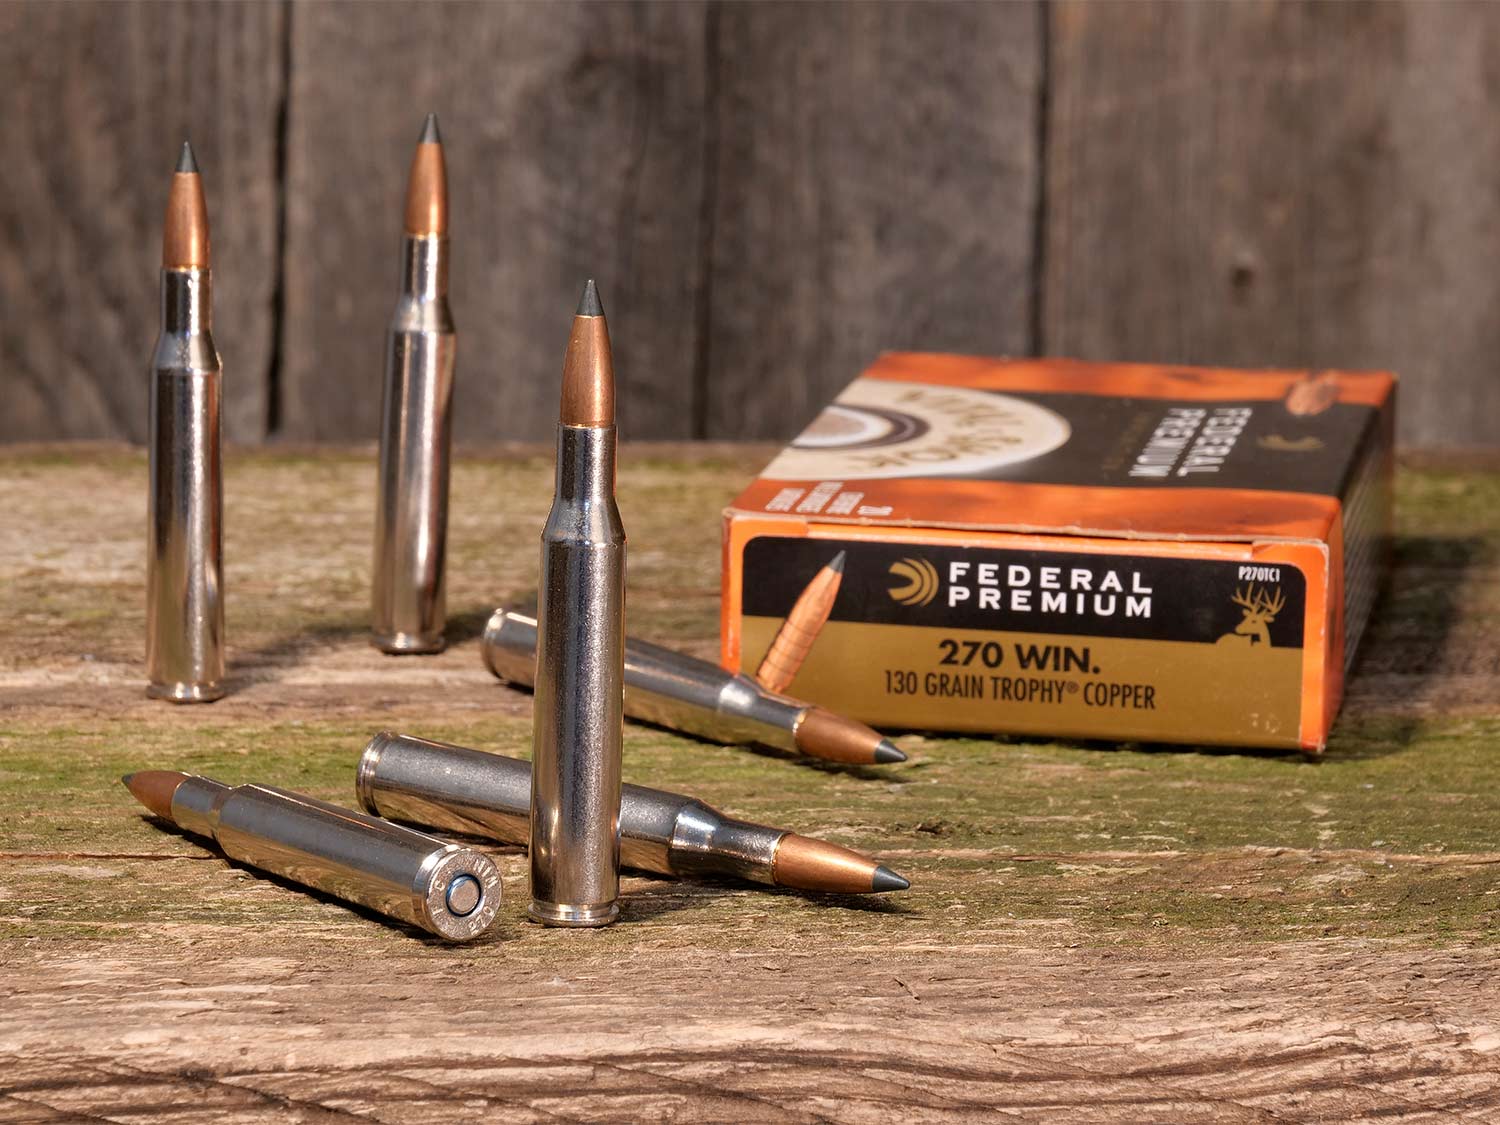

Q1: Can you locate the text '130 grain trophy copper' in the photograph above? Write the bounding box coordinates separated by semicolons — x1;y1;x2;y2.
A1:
372;114;456;653
147;142;224;702
529;281;625;927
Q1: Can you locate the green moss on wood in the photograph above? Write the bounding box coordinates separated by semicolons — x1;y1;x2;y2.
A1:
2;454;1498;954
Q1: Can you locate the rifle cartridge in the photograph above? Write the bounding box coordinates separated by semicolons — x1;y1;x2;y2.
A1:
147;141;224;703
358;732;910;893
483;609;906;766
529;280;625;927
372;113;455;654
124;771;502;941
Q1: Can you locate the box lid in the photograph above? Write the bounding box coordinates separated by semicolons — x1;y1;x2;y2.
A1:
726;353;1396;543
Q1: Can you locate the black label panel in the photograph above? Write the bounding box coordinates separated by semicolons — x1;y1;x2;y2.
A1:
980;392;1374;495
742;536;1307;649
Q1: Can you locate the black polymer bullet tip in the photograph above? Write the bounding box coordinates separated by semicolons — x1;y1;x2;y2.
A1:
176;141;199;174
871;866;911;893
874;740;908;764
576;278;604;317
418;112;442;145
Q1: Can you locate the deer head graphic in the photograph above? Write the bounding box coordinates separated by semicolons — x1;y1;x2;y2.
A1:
1228;584;1286;646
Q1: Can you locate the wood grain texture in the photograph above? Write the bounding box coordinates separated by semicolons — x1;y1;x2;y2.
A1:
0;1;284;444
700;1;1043;441
0;447;1498;1119
4;944;1499;1122
279;1;709;443
1043;0;1500;448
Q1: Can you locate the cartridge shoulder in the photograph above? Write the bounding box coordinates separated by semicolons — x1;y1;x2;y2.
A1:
151;332;221;377
388;295;455;336
541;497;626;546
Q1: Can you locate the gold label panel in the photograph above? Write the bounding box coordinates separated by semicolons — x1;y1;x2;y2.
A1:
739;619;1305;749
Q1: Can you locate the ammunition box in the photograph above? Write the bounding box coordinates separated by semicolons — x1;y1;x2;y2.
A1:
722;354;1395;752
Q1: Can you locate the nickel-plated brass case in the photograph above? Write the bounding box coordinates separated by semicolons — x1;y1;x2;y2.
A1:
483;609;803;753
372;234;455;653
359;732;782;885
171;774;501;941
530;423;625;926
147;268;224;702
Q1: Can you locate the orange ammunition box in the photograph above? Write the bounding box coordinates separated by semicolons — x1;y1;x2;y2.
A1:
722;354;1395;752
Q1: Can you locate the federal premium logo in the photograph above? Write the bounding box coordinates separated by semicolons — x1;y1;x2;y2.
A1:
883;556;1154;619
887;558;940;607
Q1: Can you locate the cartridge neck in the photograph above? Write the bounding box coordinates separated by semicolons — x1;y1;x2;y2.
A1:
669;802;782;884
553;423;618;505
170;774;232;838
160;268;211;334
400;234;448;299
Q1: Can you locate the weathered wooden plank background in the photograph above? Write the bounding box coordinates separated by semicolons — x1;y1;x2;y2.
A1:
0;0;284;444
282;1;711;441
1044;0;1500;449
1;0;1495;447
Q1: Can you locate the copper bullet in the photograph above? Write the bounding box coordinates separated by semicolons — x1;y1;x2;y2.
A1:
403;112;448;237
162;142;209;269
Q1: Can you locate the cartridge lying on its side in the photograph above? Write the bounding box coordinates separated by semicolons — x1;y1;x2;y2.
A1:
372;113;456;654
482;609;907;766
359;732;910;894
529;280;626;928
123;770;501;941
147;141;224;702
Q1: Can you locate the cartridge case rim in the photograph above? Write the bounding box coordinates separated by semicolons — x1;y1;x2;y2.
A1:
370;630;447;655
355;732;392;815
146;679;226;703
526;899;620;928
479;608;508;679
417;846;504;941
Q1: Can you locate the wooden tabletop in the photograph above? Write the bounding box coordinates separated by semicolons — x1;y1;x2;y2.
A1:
2;445;1498;1122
